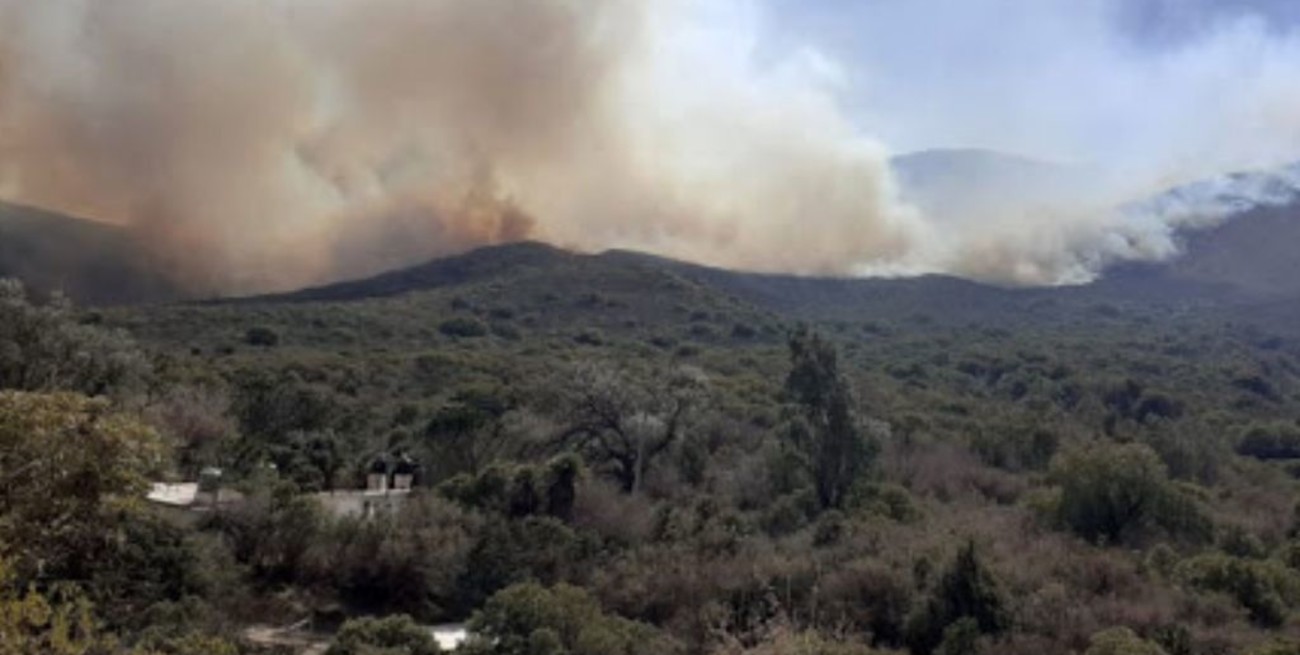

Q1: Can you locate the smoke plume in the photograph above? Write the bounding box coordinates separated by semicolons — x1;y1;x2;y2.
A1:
1;0;1298;292
0;0;927;293
779;0;1300;284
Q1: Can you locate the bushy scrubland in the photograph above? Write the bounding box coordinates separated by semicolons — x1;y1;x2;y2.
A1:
6;272;1300;654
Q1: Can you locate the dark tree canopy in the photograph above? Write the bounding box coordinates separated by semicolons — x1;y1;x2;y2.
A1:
906;541;1010;655
0;279;146;397
784;326;877;510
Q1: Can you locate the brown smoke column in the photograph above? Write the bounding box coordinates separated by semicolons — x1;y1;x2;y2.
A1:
0;0;926;293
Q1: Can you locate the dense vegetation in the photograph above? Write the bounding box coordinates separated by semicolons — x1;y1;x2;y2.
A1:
7;240;1300;654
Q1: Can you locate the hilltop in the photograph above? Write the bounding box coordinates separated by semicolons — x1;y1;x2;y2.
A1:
4;158;1300;324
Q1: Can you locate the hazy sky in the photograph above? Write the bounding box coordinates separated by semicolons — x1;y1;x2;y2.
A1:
763;0;1300;176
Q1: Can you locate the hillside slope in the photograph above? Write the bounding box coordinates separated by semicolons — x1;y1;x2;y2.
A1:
1135;200;1300;299
5;157;1300;316
0;203;181;304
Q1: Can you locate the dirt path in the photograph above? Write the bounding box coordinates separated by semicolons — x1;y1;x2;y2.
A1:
242;622;330;655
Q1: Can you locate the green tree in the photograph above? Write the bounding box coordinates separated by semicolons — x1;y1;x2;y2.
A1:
784;327;876;510
0;391;164;582
1049;442;1171;544
212;476;323;584
458;517;579;610
543;455;582;523
1175;554;1300;627
319;495;481;619
558;363;706;493
906;542;1009;655
0;556;114;655
424;386;517;477
0;279;146;397
272;429;350;492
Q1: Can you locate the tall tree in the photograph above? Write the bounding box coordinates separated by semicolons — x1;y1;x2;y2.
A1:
424;385;518;477
784;327;876;510
906;541;1010;655
558;362;707;493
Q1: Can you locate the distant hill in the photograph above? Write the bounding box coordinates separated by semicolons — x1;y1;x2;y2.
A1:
222;239;1216;331
217;155;1300;325
5;156;1300;317
1105;201;1300;300
0;203;181;305
892;150;1300;301
268;241;1015;318
1109;161;1300;299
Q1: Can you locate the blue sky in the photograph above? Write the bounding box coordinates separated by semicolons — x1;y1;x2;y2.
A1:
1121;0;1300;41
755;0;1300;175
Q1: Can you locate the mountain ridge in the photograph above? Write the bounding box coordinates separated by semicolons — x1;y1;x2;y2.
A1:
4;156;1300;314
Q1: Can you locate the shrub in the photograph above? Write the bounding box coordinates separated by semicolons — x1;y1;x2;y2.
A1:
490;322;522;340
1250;642;1300;655
731;323;758;340
458;517;580;609
1175;554;1300;627
211;482;324;585
315;495;481;619
136;632;240;655
851;483;922;523
573;329;605;346
439;318;488;338
326;614;441;655
1084;627;1168;655
818;560;912;648
0;279;148;396
1048;442;1209;545
711;629;879;654
244;326;280;347
936;618;980;655
970;427;1058;472
1236;423;1300;461
465;582;679;655
761;493;812;537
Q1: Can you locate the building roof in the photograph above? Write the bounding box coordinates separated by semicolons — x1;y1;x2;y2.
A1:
146;482;200;507
429;624;468;651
